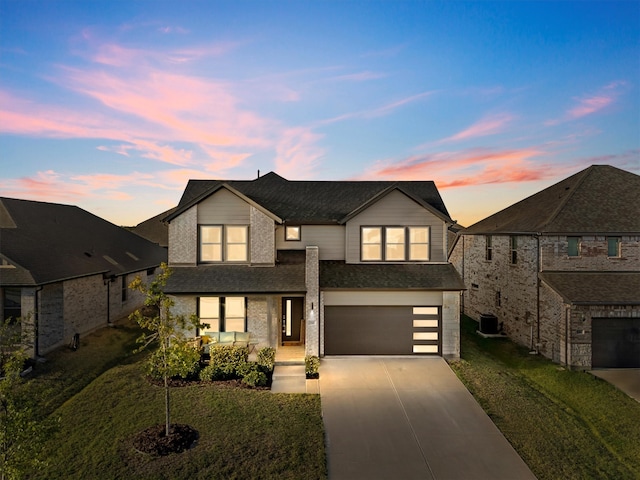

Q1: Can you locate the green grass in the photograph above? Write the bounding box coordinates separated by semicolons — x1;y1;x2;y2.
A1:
449;315;640;480
21;317;326;479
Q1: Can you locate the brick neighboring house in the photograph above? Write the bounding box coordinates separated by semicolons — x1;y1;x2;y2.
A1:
0;197;167;356
163;172;465;358
450;165;640;369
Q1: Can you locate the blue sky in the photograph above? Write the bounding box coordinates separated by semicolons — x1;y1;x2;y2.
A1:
1;1;638;226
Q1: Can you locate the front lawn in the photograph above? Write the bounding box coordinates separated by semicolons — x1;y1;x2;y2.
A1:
450;315;640;480
20;318;326;479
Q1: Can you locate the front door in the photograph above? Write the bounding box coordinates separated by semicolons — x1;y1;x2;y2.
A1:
282;297;304;345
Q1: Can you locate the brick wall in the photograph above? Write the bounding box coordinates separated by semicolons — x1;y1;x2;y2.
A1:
461;234;539;349
305;246;320;356
168;205;197;265
541;235;640;271
250;207;275;265
442;291;460;358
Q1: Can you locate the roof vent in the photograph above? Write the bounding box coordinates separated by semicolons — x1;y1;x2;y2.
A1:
84;252;92;257
126;251;140;261
103;255;119;266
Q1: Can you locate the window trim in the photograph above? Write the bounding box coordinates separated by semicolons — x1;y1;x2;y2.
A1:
199;225;249;263
485;235;493;261
360;226;430;262
198;296;247;333
510;236;518;264
285;225;301;242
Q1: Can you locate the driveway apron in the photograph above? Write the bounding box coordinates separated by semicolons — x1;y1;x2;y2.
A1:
320;357;536;480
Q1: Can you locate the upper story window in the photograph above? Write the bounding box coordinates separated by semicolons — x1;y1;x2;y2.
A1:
567;237;581;257
285;225;301;241
510;236;518;264
199;225;248;263
485;235;493;261
607;237;621;258
121;275;128;302
361;226;430;262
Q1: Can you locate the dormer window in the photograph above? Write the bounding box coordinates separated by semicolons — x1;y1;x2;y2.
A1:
200;225;248;263
285;225;301;241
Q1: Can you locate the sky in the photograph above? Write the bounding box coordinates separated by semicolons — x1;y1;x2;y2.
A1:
1;1;638;227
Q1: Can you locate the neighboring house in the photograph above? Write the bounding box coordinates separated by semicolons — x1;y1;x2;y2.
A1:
131;206;176;248
163;172;465;358
0;197;167;356
450;165;640;369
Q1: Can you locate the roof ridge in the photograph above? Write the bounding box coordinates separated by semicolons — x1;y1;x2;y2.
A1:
540;166;594;232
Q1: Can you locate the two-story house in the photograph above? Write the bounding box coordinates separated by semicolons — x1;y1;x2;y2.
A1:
163;172;465;358
0;197;167;357
450;165;640;369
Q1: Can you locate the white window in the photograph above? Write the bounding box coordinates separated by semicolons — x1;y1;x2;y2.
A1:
199;225;248;262
285;225;301;241
361;227;382;261
361;226;430;262
409;227;430;261
198;297;246;332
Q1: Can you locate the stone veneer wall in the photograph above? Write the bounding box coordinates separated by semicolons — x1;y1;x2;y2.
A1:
305;246;320;356
250;207;275;265
462;234;539;349
168;205;197;265
442;291;460;359
540;235;640;271
538;282;565;364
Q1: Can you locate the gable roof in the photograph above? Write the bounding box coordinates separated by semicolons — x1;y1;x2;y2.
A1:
0;197;167;286
166;171;452;225
131;207;176;247
463;165;640;235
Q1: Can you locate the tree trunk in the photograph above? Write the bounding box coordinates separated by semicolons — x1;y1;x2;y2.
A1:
164;373;170;437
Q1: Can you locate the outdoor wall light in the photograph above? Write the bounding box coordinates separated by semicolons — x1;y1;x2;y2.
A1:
311;302;314;311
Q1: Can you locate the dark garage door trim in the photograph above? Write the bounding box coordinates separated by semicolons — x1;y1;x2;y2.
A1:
592;318;640;368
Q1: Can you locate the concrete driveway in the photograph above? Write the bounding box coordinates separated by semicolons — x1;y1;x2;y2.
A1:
319;357;536;480
590;369;640;402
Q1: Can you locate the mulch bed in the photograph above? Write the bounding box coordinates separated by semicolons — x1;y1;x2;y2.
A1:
131;423;198;456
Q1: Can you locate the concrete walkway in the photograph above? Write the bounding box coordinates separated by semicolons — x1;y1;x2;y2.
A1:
590;369;640;402
320;357;536;480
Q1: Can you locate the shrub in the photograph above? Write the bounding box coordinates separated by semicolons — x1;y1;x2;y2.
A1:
256;347;276;373
199;363;225;382
305;355;320;378
146;344;201;381
206;345;249;379
242;368;268;387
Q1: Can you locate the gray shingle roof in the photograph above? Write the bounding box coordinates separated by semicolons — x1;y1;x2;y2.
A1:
320;261;465;290
164;264;307;294
464;165;640;235
0;197;167;286
131;207;176;247
167;171;452;224
540;271;640;305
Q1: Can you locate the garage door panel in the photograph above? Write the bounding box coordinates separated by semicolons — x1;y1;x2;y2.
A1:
592;318;640;368
325;306;412;355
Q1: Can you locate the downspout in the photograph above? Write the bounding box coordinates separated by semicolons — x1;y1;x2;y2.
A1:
536;234;541;353
565;307;570;367
34;285;43;357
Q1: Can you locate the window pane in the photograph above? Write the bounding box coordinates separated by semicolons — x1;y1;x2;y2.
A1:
199;297;220;331
285;226;300;241
386;243;405;261
608;237;620;257
386;227;405;244
362;244;382;261
225;297;245;332
410;227;429;243
227;244;247;262
362;227;381;243
410;244;429;260
225;317;245;332
201;226;221;243
201;244;222;261
226;226;247;243
568;237;580;257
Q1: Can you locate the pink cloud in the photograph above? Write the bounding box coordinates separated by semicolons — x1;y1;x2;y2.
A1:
547;81;627;124
440;113;514;143
275;127;325;179
359;147;548;188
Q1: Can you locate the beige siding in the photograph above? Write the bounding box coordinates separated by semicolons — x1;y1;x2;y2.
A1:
323;290;443;306
197;188;250;224
276;225;345;260
345;189;447;263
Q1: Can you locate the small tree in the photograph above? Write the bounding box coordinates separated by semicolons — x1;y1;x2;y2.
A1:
0;316;53;480
129;263;201;437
